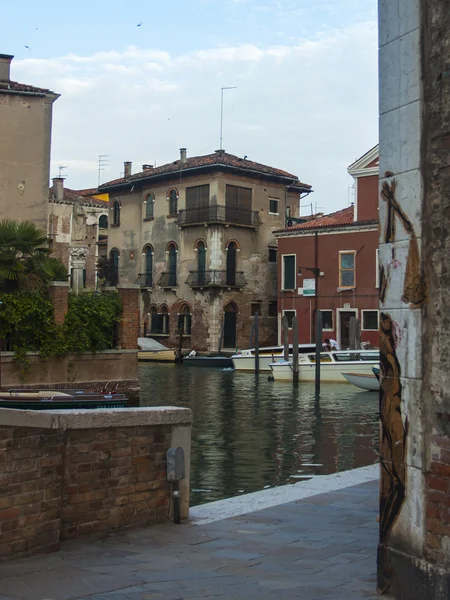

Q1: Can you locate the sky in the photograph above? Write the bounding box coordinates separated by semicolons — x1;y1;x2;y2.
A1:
2;0;378;214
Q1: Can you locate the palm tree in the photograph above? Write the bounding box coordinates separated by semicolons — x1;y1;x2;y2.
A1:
0;220;68;291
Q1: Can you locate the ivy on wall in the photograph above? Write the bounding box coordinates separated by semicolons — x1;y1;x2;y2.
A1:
0;291;122;372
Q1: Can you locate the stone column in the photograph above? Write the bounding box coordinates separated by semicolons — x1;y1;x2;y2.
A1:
69;246;88;296
48;281;69;325
116;284;140;349
378;1;450;598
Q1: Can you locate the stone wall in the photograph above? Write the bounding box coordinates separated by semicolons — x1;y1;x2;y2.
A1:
0;407;192;560
378;0;450;597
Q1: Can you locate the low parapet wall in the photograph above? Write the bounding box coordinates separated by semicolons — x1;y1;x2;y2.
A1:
0;406;192;560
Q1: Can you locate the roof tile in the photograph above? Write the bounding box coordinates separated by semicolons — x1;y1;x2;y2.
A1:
0;80;57;95
49;187;106;208
275;206;355;233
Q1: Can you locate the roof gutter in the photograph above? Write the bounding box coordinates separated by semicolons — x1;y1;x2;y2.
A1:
100;162;312;193
273;221;378;237
0;88;59;98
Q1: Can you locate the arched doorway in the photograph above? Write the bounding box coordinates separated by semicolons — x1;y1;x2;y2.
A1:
223;302;238;349
109;248;119;286
167;243;177;286
226;241;237;286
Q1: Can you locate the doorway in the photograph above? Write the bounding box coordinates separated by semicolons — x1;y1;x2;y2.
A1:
223;302;237;349
338;310;357;349
226;242;237;286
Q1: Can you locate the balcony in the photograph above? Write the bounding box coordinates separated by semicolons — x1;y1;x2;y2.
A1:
187;270;247;289
135;273;153;288
178;205;261;229
158;271;177;288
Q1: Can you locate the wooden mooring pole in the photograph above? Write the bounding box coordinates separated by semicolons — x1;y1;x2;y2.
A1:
254;312;260;375
315;310;322;397
292;315;299;385
282;315;289;361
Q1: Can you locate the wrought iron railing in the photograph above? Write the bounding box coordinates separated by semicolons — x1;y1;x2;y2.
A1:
135;273;153;287
158;271;177;287
186;270;247;288
178;204;261;228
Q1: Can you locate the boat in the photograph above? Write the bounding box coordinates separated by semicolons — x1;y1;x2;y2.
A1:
372;366;380;381
138;337;177;362
268;350;379;383
232;344;316;372
342;372;380;391
0;391;129;410
183;356;233;368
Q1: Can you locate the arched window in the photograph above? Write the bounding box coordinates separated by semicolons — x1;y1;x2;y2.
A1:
109;248;119;286
167;243;177;286
149;306;158;334
143;245;153;287
226;241;237;286
145;193;154;219
112;200;120;226
178;304;192;336
223;302;238;349
168;189;178;216
99;214;108;229
161;305;169;334
196;240;206;285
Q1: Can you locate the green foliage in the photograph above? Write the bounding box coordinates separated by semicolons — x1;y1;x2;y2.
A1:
0;219;68;292
0;290;122;374
63;293;122;353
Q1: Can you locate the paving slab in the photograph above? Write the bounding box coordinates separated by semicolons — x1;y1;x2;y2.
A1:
0;477;385;600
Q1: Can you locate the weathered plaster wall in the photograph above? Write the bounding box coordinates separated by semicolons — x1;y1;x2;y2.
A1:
378;0;450;597
0;93;56;231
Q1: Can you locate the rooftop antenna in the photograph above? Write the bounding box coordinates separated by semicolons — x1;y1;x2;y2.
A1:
348;185;355;206
58;165;67;178
98;154;109;187
220;86;236;150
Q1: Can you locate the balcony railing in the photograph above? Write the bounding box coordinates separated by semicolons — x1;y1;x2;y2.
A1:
135;273;153;288
158;271;177;287
178;205;261;228
187;270;247;289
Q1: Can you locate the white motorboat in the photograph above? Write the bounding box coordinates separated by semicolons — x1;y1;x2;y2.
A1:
342;372;380;391
231;344;316;372
269;350;379;383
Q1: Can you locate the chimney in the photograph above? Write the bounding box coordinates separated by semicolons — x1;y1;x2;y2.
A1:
124;161;132;178
0;54;13;82
142;164;153;171
180;148;187;164
52;177;64;201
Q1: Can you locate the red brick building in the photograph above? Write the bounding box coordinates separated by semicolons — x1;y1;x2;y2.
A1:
275;145;379;348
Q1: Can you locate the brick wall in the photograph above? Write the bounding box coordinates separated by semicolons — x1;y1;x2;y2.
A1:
48;282;69;325
0;407;192;561
117;286;140;349
0;427;64;558
425;437;450;567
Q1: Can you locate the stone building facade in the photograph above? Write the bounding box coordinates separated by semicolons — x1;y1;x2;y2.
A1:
0;54;58;231
49;178;108;292
378;1;450;598
101;149;311;352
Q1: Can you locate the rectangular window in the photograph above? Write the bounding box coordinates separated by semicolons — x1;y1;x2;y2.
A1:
282;255;296;290
339;251;356;287
225;185;253;225
268;301;277;317
269;248;277;263
321;310;333;331
375;248;380;288
251;302;261;317
283;310;296;329
362;310;379;331
186;185;210;212
269;199;279;214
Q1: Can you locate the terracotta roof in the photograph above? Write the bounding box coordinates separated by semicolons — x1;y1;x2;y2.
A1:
49;187;106;208
76;188;101;197
0;80;57;95
100;150;311;191
275;206;356;233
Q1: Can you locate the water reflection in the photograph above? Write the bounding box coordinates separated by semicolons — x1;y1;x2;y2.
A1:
139;364;379;506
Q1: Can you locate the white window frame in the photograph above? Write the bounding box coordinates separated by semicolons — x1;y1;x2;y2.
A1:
361;309;380;331
281;254;296;291
339;250;356;288
336;308;358;349
320;309;334;331
269;198;280;215
375;248;380;289
282;309;296;330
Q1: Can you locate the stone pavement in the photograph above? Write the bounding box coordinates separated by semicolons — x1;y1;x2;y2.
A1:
0;480;381;600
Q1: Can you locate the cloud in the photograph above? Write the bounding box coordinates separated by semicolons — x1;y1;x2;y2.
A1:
12;20;377;213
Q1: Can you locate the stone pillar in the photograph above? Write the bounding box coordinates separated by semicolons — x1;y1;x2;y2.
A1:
69;246;88;296
378;1;450;598
48;281;69;325
117;284;140;349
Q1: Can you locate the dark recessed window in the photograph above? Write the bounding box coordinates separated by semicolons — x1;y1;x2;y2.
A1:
283;310;296;329
269;199;279;214
363;310;379;330
251;302;261;317
321;310;333;330
268;301;277;317
269;248;277;263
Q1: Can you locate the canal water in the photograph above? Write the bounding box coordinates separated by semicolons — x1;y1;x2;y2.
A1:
139;363;379;507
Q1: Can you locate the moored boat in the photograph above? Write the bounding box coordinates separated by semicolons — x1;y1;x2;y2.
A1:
342;372;380;391
0;392;129;410
269;350;379;383
232;344;316;372
183;356;233;368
